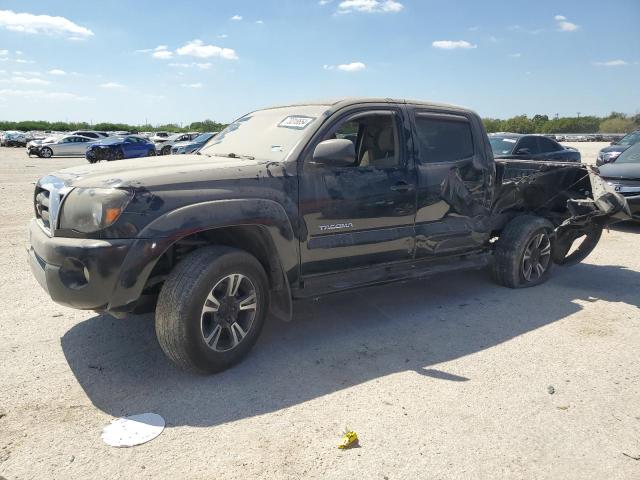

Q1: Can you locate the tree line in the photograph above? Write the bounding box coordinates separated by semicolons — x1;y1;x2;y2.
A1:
482;112;639;134
0;112;638;135
0;119;228;133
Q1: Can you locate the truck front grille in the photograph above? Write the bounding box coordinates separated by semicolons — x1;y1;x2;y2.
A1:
34;187;51;230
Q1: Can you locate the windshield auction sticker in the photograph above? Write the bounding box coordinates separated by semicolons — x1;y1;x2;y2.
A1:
278;116;315;130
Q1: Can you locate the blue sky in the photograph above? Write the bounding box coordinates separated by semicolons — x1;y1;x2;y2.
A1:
0;0;638;125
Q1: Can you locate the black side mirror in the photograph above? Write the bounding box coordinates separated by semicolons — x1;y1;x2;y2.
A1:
312;139;356;167
515;147;531;155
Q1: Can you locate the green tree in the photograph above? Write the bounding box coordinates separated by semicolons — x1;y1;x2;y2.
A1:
599;117;637;133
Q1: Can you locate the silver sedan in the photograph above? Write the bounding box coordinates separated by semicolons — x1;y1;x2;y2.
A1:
32;135;98;158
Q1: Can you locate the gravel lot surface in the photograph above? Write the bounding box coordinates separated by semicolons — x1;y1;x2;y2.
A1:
1;143;638;480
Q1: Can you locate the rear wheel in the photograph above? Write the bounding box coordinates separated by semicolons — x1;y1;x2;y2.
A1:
155;246;269;374
39;147;53;158
492;215;554;288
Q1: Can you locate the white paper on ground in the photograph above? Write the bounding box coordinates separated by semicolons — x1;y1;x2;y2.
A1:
101;413;165;447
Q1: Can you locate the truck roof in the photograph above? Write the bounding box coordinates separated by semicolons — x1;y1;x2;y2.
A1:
262;97;471;113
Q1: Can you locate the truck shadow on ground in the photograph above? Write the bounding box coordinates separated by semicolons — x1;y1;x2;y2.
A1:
61;262;640;428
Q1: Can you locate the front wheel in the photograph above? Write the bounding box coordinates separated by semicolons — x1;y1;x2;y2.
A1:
39;147;53;158
147;149;156;156
492;215;555;288
155;246;269;373
161;145;171;156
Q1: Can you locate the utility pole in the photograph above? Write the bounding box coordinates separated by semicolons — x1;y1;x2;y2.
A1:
577;112;581;118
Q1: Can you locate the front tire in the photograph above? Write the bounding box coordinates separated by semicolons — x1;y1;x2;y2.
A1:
492;215;555;288
39;147;53;158
147;149;156;157
155;246;269;374
161;145;171;156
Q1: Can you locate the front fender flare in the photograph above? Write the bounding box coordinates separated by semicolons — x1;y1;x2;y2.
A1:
107;199;298;319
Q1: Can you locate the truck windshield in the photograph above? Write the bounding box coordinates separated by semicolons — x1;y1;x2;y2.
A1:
200;105;329;162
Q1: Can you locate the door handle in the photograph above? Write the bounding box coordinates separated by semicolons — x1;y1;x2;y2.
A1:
390;181;414;193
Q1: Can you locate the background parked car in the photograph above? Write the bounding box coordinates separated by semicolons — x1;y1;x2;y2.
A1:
68;130;109;140
1;131;28;147
489;134;581;162
155;132;200;155
596;130;640;166
598;142;640;220
171;132;218;154
26;135;63;156
150;131;171;143
30;135;97;158
85;135;156;162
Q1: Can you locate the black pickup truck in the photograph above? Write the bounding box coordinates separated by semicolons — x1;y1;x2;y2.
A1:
27;98;630;373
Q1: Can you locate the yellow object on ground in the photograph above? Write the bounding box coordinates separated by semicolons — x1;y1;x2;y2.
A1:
338;430;359;449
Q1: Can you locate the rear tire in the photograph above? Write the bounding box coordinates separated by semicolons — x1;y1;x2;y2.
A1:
155;246;269;374
161;145;171;156
492;215;555;288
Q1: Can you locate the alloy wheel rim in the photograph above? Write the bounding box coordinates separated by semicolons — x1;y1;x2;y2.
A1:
521;232;551;282
200;273;258;352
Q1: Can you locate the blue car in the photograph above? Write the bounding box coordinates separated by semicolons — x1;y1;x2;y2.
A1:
171;132;218;155
85;135;156;163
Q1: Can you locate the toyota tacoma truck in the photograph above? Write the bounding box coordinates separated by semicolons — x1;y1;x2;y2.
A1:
27;98;630;373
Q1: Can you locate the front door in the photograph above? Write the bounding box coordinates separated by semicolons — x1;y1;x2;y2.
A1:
299;106;417;277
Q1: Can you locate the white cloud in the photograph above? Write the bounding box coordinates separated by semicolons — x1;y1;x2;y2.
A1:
217;34;228;39
48;68;66;75
255;20;264;24
324;62;366;72
594;60;628;67
176;39;238;60
468;26;479;31
432;40;477;50
338;61;366;71
13;70;40;76
0;88;92;100
231;15;243;21
554;14;579;32
0;9;93;39
181;82;203;88
508;53;522;58
135;47;153;53
319;0;332;5
152;45;173;59
1;75;49;85
337;0;403;13
0;49;8;56
15;58;35;64
100;82;125;89
152;50;173;59
15;50;22;54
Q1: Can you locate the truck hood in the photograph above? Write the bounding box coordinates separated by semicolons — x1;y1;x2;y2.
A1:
49;154;273;189
598;162;640;181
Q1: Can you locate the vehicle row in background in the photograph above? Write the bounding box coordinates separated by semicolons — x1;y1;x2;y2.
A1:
27;135;98;158
172;132;217;154
155;132;200;155
489;133;581;162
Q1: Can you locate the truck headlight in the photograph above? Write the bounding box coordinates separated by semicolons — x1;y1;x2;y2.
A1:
59;188;132;233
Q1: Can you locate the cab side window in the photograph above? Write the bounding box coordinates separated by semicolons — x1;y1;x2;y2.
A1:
324;113;400;168
414;115;474;163
515;136;540;155
538;137;562;153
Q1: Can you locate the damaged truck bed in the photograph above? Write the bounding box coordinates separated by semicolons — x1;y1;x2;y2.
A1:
26;98;630;373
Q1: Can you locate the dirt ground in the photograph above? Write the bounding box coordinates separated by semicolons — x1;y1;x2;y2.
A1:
1;143;638;480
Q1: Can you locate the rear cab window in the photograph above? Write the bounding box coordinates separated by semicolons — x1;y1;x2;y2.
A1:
413;112;474;163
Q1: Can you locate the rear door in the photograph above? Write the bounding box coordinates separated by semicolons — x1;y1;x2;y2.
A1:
410;108;494;256
299;104;417;276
